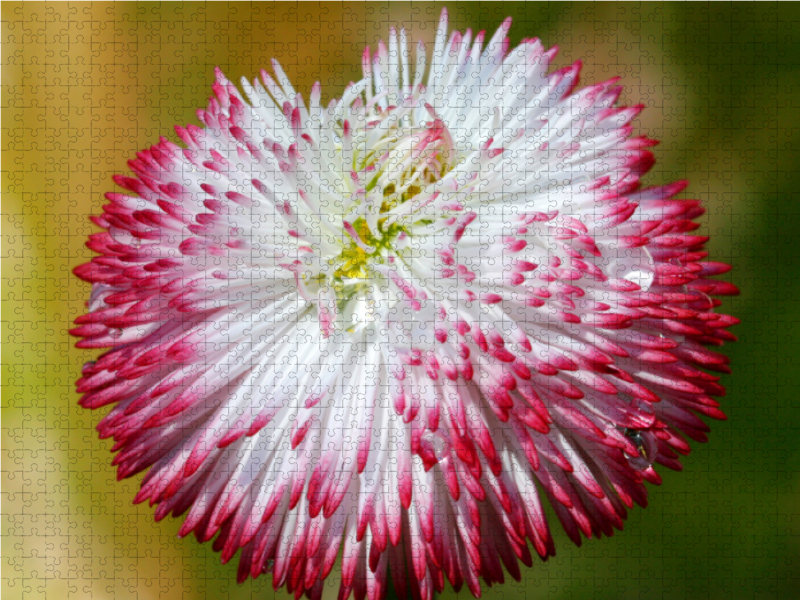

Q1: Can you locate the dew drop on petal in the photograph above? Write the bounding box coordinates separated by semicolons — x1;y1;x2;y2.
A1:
424;431;448;462
622;428;657;471
624;268;653;290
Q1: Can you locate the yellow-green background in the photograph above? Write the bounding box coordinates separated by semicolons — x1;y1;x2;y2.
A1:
3;2;798;599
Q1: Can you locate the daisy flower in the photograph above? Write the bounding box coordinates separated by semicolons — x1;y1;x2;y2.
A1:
72;10;738;600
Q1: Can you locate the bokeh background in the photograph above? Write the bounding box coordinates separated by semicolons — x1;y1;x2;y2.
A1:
3;2;799;599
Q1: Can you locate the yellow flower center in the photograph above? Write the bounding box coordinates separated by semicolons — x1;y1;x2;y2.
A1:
308;109;459;332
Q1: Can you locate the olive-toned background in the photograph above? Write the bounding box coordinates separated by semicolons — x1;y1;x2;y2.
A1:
3;2;798;599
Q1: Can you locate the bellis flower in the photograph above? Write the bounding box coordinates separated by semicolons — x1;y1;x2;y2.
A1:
72;11;738;600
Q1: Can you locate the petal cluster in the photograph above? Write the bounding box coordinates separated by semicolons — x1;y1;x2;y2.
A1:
72;11;738;600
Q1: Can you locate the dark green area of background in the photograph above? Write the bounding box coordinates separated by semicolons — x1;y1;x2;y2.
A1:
3;3;798;600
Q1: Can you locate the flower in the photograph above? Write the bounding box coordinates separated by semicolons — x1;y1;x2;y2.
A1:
72;10;738;600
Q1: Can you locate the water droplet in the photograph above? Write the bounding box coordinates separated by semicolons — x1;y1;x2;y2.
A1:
430;433;448;462
81;361;96;375
622;428;657;471
109;328;123;340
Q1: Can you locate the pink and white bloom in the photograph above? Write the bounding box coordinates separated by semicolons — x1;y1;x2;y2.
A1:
73;11;738;600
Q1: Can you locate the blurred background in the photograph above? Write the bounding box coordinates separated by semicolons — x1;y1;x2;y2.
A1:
2;2;798;599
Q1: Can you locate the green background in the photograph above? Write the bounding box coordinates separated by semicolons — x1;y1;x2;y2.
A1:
3;2;798;599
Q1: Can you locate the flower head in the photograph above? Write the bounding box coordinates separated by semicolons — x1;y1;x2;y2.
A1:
73;11;738;600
